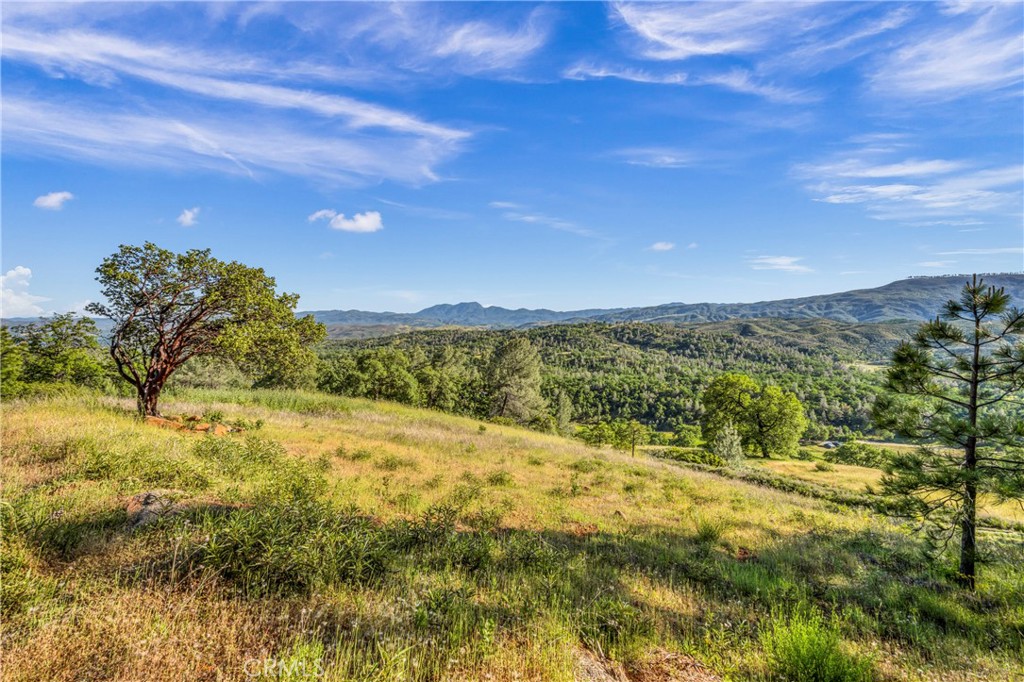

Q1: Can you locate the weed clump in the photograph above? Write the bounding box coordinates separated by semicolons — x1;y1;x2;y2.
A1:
185;501;389;597
374;454;416;471
760;609;874;682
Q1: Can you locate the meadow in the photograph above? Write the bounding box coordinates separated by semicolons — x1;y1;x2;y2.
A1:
2;389;1022;681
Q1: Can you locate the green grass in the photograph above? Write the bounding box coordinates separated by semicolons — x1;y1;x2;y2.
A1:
2;390;1022;681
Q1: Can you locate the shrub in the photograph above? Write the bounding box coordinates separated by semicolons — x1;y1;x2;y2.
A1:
824;443;889;469
374;454;416;471
485;470;514;487
655;447;726;467
815;461;835;472
694;516;727;546
570;458;605;473
709;423;744;463
760;609;874;682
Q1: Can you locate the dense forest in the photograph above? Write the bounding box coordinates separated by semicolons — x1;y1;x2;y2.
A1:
313;319;907;438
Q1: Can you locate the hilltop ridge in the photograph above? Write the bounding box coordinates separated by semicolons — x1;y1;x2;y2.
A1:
300;273;1024;332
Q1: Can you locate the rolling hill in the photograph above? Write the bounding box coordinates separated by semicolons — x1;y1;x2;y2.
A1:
301;274;1024;335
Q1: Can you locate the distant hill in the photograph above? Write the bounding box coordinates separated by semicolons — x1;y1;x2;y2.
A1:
6;274;1022;335
303;274;1024;336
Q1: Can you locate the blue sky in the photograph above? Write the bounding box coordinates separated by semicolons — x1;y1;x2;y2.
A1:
2;1;1022;316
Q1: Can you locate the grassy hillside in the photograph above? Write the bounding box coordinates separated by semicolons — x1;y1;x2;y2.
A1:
2;391;1022;681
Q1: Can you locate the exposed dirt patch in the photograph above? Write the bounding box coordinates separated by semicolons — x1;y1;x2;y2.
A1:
627;648;723;682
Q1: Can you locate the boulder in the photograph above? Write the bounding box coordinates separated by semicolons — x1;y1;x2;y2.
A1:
126;490;182;529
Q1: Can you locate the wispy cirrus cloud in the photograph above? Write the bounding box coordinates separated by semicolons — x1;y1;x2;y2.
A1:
748;255;813;273
489;202;603;240
3;96;458;186
1;8;472;185
936;247;1023;256
563;62;688;85
870;4;1024;100
613;147;698;169
612;2;824;61
797;137;1023;223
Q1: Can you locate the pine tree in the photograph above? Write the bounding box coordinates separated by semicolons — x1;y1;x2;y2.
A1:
486;336;547;424
873;275;1024;589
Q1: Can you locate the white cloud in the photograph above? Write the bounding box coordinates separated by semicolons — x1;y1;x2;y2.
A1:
488;201;521;209
936;247;1023;256
804;158;966;179
347;4;551;76
309;209;383;233
0;13;470;186
500;210;601;240
748;255;813;273
432;12;549;72
177;207;200;227
917;261;955;268
649;241;675;251
798;139;1023;222
614;147;697;169
696;69;815;104
1;266;50;317
308;209;338;222
613;2;821;61
33;190;74;210
563;63;688;85
687;242;699;249
3;96;459;186
870;5;1024;100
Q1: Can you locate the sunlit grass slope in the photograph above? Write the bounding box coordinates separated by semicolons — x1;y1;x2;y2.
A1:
2;390;1022;681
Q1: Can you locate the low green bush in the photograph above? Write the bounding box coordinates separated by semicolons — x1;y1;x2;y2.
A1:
824;443;889;469
653;447;726;467
760;608;874;682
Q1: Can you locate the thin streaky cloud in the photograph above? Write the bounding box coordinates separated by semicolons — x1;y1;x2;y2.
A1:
748;255;813;273
3;96;458;186
614;147;698;169
3;28;468;143
936;247;1023;256
870;5;1024;100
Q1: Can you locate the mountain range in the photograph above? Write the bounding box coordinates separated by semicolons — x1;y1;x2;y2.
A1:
302;274;1024;335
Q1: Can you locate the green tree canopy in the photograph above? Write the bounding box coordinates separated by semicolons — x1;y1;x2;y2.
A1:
700;372;758;445
701;373;806;458
486;336;546;424
873;275;1024;589
10;313;108;388
747;385;807;458
87;242;325;416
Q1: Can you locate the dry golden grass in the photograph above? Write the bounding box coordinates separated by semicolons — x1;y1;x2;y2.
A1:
3;391;1022;681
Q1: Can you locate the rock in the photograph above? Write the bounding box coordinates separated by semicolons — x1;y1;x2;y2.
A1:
210;424;231;436
126;490;182;529
144;416;186;431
